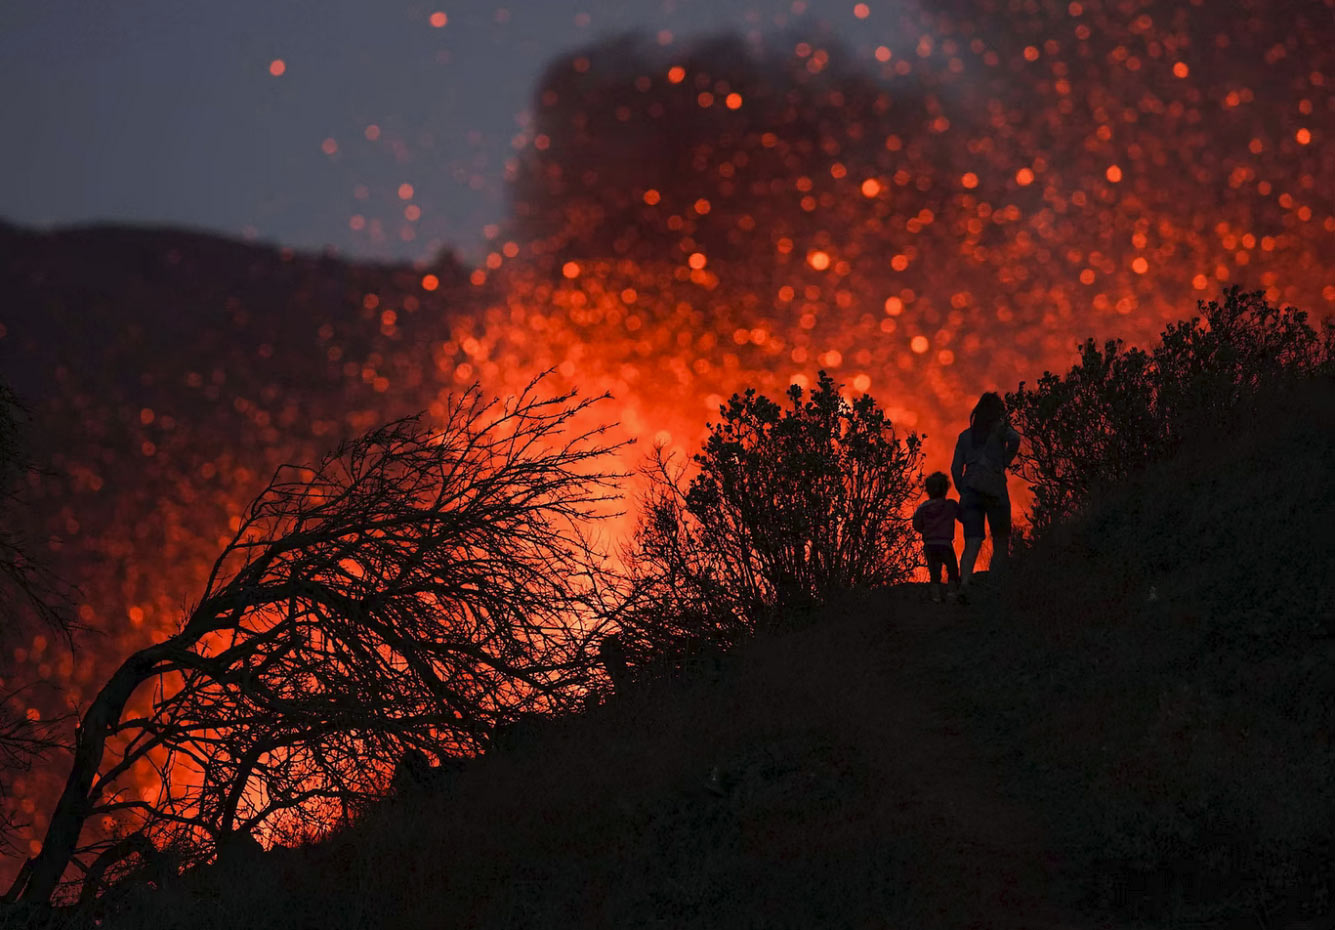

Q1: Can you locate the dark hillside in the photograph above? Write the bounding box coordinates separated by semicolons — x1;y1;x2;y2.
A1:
954;375;1335;926
92;588;1090;930
83;381;1335;930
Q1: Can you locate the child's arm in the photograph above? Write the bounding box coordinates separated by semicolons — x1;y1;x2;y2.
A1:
911;503;925;534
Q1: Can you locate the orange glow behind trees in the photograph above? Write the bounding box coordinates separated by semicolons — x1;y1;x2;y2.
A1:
7;4;1335;876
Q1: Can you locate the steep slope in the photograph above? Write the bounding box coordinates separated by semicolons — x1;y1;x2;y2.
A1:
6;221;1331;927
86;379;1335;930
954;376;1335;926
89;586;1095;930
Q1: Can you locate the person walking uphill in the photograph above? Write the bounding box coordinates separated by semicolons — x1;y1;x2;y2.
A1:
951;392;1021;589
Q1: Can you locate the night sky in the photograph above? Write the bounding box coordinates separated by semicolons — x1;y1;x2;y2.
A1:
2;0;889;262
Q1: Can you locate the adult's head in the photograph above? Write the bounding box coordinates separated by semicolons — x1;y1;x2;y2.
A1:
969;392;1006;439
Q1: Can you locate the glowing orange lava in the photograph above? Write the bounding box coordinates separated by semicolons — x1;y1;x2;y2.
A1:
8;1;1335;877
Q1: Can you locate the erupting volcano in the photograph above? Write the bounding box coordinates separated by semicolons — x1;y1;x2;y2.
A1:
3;0;1334;887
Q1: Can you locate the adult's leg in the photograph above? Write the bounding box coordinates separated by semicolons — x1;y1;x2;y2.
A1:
959;489;985;586
990;533;1010;577
960;537;983;585
986;494;1013;579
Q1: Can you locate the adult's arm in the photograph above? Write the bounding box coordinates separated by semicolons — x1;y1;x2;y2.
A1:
950;433;966;495
1002;426;1021;468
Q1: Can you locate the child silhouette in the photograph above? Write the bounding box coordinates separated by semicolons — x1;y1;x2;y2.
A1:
912;471;962;602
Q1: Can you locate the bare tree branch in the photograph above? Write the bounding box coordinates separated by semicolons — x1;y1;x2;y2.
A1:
10;377;624;905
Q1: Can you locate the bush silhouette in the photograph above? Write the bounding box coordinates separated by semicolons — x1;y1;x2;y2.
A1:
621;372;922;661
1008;287;1333;533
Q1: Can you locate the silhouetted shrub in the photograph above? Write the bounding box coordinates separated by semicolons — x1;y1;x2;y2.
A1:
1008;287;1333;533
620;372;922;660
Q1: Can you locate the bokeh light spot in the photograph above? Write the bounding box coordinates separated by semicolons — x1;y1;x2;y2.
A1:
562;261;581;279
429;11;447;28
421;274;439;291
808;250;831;271
268;59;286;77
910;336;930;354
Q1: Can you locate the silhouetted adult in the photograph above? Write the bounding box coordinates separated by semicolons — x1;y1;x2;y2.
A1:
950;392;1021;588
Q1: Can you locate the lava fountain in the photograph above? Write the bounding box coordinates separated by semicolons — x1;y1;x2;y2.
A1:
4;0;1334;880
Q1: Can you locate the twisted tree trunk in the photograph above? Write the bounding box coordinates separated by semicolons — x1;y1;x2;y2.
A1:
9;640;172;904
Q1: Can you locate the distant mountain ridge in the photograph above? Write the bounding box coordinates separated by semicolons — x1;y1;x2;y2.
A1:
0;221;473;822
0;220;466;406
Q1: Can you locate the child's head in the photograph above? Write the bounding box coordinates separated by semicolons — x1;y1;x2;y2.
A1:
925;471;950;499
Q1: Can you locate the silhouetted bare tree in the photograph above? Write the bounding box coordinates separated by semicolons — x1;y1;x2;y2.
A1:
7;378;622;906
0;380;75;860
619;372;922;662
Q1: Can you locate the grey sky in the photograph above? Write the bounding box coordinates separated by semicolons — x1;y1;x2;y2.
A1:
1;0;890;262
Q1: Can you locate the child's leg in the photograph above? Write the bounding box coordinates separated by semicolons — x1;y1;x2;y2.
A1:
925;546;944;600
943;547;961;589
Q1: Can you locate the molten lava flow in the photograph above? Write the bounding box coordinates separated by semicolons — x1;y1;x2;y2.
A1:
6;0;1335;882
